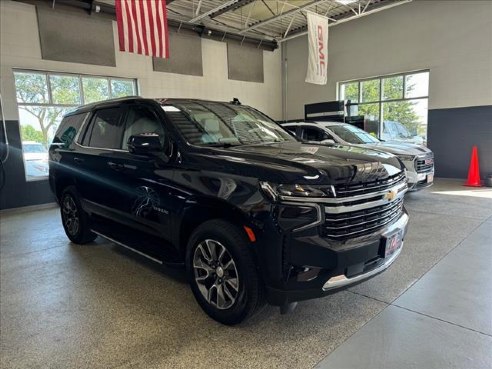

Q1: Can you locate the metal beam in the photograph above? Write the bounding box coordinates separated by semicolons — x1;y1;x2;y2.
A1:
195;0;203;16
189;0;241;23
278;0;412;43
209;0;256;19
240;0;323;34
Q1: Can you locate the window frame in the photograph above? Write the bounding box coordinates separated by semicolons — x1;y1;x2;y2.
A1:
13;69;139;180
337;70;429;140
14;69;138;108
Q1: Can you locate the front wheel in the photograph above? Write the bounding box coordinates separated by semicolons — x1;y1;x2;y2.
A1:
60;187;97;244
186;220;265;325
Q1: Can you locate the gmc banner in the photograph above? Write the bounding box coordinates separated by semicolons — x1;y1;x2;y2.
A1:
305;12;329;85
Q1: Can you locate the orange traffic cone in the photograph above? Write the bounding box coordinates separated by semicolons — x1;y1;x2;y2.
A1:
464;146;482;187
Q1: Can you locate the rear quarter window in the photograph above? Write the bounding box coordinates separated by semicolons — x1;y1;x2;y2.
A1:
53;112;89;148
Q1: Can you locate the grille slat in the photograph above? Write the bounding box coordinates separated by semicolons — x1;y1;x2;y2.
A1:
415;153;434;173
334;172;406;198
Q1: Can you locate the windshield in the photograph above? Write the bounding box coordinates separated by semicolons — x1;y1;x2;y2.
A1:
23;144;47;153
328;124;380;144
162;102;295;146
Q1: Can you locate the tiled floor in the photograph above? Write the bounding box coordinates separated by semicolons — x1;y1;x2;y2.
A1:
1;179;491;369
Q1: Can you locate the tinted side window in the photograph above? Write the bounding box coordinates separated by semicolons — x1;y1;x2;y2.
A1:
53;112;88;147
87;107;124;149
122;105;164;149
302;127;326;141
284;126;298;137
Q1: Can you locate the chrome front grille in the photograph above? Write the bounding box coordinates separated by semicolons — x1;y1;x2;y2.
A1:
324;198;403;239
278;172;407;240
415;153;434;173
322;172;407;240
334;172;406;198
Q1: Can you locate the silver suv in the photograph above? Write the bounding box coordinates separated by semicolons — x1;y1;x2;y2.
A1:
282;121;434;191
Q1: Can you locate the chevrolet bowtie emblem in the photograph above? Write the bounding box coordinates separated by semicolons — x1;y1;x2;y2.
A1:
385;189;397;201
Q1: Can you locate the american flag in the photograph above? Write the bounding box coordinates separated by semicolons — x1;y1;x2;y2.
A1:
115;0;170;59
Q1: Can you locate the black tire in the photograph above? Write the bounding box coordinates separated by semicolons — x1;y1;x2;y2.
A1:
186;220;265;325
60;186;97;244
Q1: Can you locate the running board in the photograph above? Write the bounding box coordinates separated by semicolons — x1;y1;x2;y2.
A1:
92;230;163;265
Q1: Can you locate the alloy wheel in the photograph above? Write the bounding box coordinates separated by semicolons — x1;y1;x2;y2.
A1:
193;239;239;310
62;195;80;236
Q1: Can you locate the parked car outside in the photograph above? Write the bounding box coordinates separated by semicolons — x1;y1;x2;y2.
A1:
22;141;49;179
50;97;409;325
366;120;425;146
282;121;434;191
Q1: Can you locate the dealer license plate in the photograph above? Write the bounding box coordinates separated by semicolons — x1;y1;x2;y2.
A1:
385;230;403;258
427;173;434;183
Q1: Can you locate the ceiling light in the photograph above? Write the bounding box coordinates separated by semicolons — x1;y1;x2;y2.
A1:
336;0;358;5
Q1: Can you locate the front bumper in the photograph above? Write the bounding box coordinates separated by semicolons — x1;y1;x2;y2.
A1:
407;169;434;191
264;211;409;306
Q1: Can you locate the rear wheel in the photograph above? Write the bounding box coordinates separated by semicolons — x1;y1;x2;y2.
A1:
186;220;264;325
60;187;97;244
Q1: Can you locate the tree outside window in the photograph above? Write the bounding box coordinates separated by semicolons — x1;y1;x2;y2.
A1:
339;71;429;145
14;70;137;180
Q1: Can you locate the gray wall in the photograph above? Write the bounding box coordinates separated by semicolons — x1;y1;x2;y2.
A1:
428;106;492;179
0;120;55;210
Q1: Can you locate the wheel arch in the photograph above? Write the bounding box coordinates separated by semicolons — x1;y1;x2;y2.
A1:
177;198;253;257
54;174;77;201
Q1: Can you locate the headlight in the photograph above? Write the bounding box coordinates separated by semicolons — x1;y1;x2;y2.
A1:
260;182;334;201
397;154;416;161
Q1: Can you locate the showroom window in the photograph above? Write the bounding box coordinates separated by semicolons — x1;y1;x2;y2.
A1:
339;70;429;145
13;70;137;180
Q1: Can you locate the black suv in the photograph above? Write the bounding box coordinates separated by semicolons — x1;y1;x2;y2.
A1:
49;97;409;325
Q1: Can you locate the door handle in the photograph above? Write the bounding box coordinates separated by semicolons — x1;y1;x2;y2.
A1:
73;157;84;164
107;161;124;171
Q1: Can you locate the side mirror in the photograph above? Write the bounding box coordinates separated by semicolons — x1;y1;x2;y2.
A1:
321;139;336;145
127;134;163;155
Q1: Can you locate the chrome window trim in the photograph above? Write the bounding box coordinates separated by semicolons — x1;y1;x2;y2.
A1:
72;112;91;144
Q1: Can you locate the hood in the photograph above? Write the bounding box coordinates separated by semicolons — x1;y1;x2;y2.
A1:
190;141;403;185
359;141;432;156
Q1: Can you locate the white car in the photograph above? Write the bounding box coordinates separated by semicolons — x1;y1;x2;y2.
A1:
282;121;434;191
22;141;49;178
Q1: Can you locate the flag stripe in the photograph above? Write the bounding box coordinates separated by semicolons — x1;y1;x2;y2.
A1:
155;0;164;58
122;0;129;52
115;0;125;51
141;1;152;56
162;0;170;58
131;0;143;54
123;0;134;53
116;0;169;59
150;0;160;57
147;0;157;57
